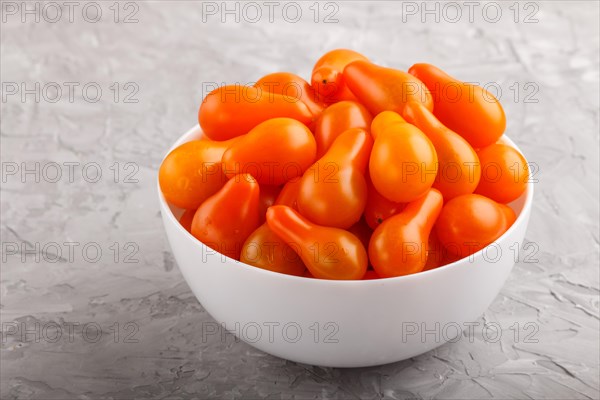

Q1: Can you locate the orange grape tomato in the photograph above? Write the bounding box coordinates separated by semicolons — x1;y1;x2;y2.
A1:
408;63;506;149
297;128;373;229
369;189;443;278
369;123;438;203
403;101;481;200
314;101;373;157
222;118;317;186
240;223;306;276
343;60;433;116
198;85;314;140
191;174;260;260
311;49;369;103
255;72;325;117
475;143;529;203
179;209;196;233
435;194;515;259
266;205;368;280
371;111;406;140
159;140;230;210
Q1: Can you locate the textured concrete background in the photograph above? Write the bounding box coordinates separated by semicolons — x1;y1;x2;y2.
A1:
1;1;599;399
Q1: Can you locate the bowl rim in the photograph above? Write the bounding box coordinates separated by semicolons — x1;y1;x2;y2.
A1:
158;124;534;285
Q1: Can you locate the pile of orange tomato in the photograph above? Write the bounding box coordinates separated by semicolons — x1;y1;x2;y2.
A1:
159;49;529;280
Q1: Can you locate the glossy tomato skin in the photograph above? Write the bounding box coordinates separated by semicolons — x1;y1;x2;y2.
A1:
159;140;233;210
255;72;325;117
258;184;282;224
299;166;368;229
179;209;196;233
371;110;406;140
274;176;302;210
364;176;405;230
422;229;461;271
199;85;314;140
191;174;260;260
347;218;373;251
222;118;317;186
369;189;444;278
311;49;369;103
314;101;372;158
403;101;481;200
344;60;433;116
475;143;529;203
408;63;506;149
434;194;516;258
369;123;438;203
240;223;306;276
297;128;373;229
266;205;368;280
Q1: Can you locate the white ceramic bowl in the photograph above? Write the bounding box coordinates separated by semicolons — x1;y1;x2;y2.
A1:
158;125;533;368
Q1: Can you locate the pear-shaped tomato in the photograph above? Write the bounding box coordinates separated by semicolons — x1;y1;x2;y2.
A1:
222;118;317;186
191;174;260;260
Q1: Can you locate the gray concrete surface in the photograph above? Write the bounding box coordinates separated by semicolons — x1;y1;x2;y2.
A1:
1;1;599;399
